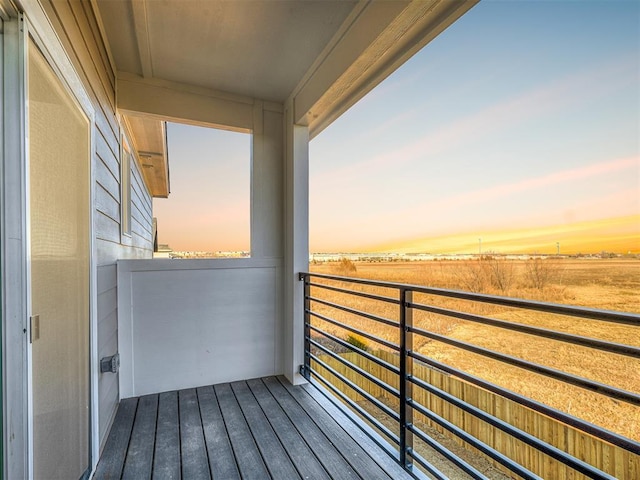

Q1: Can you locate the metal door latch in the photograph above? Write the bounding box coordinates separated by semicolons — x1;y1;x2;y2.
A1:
30;315;40;343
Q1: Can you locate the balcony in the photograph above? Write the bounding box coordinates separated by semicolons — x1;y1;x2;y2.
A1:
100;262;640;480
3;1;637;478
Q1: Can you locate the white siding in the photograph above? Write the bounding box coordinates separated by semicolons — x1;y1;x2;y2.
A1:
41;0;154;450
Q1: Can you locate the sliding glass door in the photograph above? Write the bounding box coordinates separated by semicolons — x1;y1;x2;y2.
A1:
28;39;91;480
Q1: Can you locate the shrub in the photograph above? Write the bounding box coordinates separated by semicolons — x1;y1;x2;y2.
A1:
345;334;368;352
453;260;489;293
335;257;357;274
524;257;564;290
486;257;515;293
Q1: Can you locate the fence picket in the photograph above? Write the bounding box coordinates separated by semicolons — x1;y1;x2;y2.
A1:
313;350;638;480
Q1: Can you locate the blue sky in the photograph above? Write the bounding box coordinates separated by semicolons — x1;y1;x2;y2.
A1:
310;0;639;252
156;0;639;253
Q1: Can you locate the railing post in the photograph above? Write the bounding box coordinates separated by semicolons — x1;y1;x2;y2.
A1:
300;273;311;380
399;288;414;471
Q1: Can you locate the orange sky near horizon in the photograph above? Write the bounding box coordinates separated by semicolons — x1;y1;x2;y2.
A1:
370;215;640;256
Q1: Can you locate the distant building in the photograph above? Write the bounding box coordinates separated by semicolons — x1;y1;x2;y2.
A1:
154;244;173;258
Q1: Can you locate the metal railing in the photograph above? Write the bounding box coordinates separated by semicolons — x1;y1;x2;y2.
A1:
299;272;640;480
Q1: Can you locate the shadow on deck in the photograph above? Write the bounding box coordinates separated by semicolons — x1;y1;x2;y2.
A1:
94;376;413;479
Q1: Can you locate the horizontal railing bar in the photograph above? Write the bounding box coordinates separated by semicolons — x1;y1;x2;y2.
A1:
407;425;488;480
410;301;640;358
406;447;449;480
308;310;400;351
308;295;399;328
409;325;640;406
308;281;399;305
308;366;399;445
301;272;640;325
306;375;403;466
310;354;400;423
307;325;400;375
409;350;640;454
410;376;616;480
308;338;400;399
303;272;407;292
408;397;541;480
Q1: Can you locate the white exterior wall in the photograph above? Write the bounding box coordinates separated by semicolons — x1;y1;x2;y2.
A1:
118;259;282;397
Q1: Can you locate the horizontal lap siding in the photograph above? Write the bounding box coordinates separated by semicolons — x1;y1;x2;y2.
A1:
41;0;154;451
130;162;153;246
97;265;119;444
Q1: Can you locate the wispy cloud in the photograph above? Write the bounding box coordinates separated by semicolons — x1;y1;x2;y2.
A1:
427;156;639;212
313;53;638;185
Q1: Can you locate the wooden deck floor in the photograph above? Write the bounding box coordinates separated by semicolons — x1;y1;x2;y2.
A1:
94;376;413;480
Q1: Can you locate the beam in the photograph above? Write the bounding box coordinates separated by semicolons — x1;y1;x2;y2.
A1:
130;0;153;78
291;0;479;139
117;73;258;131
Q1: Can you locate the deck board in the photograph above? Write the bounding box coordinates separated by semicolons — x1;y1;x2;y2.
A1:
248;378;334;480
153;391;180;480
95;376;414;480
179;389;211;479
231;381;302;479
94;397;138;480
260;377;361;480
122;394;157;480
279;378;406;480
197;386;241;480
214;382;270;480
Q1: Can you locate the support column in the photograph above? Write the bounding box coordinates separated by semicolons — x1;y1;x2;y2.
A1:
283;101;309;385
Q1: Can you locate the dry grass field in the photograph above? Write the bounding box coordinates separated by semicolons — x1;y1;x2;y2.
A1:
308;258;640;443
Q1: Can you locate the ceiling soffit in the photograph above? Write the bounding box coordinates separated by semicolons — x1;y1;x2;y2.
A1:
97;0;358;102
122;114;170;198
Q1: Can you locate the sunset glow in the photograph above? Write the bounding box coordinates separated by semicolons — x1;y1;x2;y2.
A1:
374;215;640;256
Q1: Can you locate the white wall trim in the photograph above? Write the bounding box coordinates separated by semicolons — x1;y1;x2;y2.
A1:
2;14;28;480
89;117;100;475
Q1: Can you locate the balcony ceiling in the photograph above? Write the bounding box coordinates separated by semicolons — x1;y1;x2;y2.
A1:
96;0;359;103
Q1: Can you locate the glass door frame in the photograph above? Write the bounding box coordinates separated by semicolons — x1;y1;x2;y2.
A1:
2;7;99;479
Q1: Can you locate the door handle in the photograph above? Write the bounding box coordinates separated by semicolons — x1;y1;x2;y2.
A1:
30;315;40;343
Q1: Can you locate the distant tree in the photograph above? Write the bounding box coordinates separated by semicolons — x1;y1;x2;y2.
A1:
486;257;515;294
524;257;564;290
453;259;489;293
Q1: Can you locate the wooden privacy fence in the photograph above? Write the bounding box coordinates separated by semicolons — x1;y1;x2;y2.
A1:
312;351;639;480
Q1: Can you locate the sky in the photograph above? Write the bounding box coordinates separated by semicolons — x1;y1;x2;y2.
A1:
155;0;640;255
154;124;250;251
